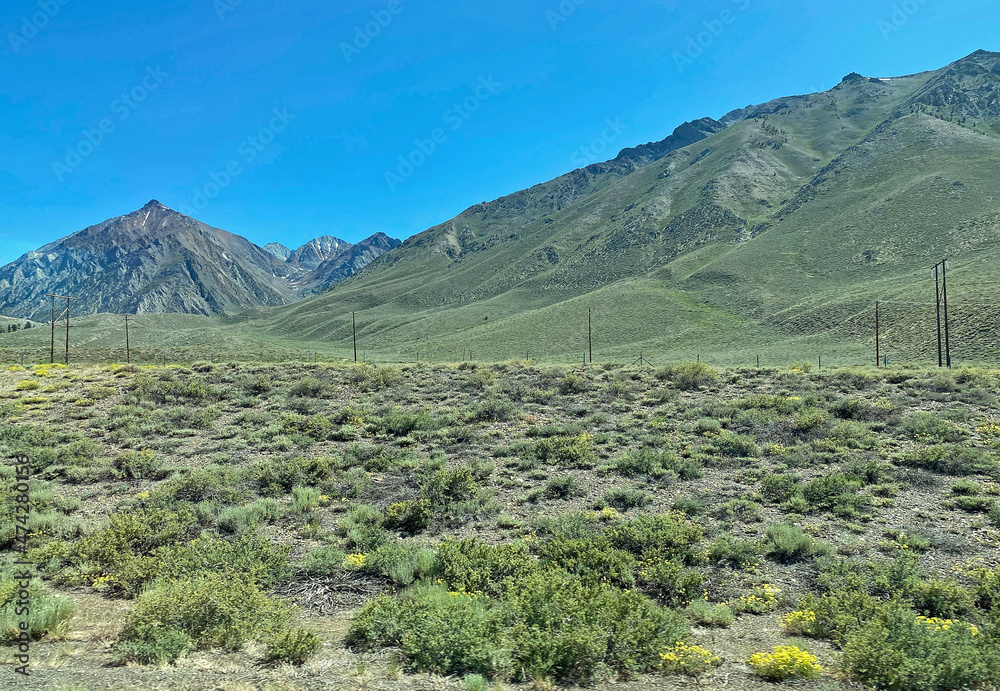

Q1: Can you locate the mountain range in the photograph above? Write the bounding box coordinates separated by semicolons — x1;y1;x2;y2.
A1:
247;49;1000;364
0;202;401;319
2;50;1000;364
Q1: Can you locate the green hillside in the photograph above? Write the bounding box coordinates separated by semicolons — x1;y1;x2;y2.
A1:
229;51;1000;367
3;51;999;368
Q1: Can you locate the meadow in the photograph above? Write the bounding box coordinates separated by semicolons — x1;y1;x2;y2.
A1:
2;359;1000;690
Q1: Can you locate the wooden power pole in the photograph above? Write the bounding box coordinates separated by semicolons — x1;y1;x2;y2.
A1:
46;294;77;365
934;264;943;367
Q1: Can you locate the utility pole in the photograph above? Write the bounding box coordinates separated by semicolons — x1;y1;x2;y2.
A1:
65;300;70;365
934;263;943;367
50;295;55;364
352;312;358;363
588;308;593;364
125;314;131;364
941;260;952;368
875;301;880;368
46;294;77;366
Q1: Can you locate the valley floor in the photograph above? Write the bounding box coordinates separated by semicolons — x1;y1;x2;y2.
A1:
2;361;1000;690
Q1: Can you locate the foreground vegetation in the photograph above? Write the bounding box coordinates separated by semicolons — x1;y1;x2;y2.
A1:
2;360;1000;689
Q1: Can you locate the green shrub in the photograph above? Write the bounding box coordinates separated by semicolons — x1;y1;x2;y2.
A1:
346;365;401;391
603;486;652;511
0;578;75;642
897;445;998;476
831;397;894;422
462;674;488;691
533;434;596;469
714;432;760;457
656;363;718;390
113;450;166;480
612;448;701;480
803;472;871;517
291;486;322;514
535;535;636;590
951;479;982;496
374;410;434;437
900;412;967;443
265;627;322;665
347;584;501;677
686;599;734;627
351;565;689;683
545;475;585;499
761;473;800;502
504;569;688;682
606;513;703;564
297;546;347;577
765;524;829;564
154;466;243;505
338;505;391;553
216;499;280;534
474;396;518;422
434;539;536;598
841;602;997;691
384;499;433;534
640;559;704;607
708;535;764;567
422;467;479;506
908;579;975;619
366;543;437;587
113;574;292;665
289;376;333;398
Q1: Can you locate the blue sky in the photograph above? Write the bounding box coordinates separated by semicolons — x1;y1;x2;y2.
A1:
1;0;997;266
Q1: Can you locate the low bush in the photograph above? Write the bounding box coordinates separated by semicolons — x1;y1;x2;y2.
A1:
603;486;652;511
896;445;999;477
765;524;830;564
659;642;721;677
384;499;433;534
686;598;735;627
265;627;322;665
338;505;392;553
112;574;293;665
434;539;536;599
348;569;689;684
900;412;967;443
0;578;75;642
841;602;998;691
748;645;822;681
761;473;800;502
708;535;764;567
655;363;718;390
297;546;347;577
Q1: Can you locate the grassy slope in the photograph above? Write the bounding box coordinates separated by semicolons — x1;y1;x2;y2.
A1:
240;67;997;365
3;55;999;367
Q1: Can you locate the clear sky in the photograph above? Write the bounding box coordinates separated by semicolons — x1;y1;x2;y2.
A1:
1;0;997;266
